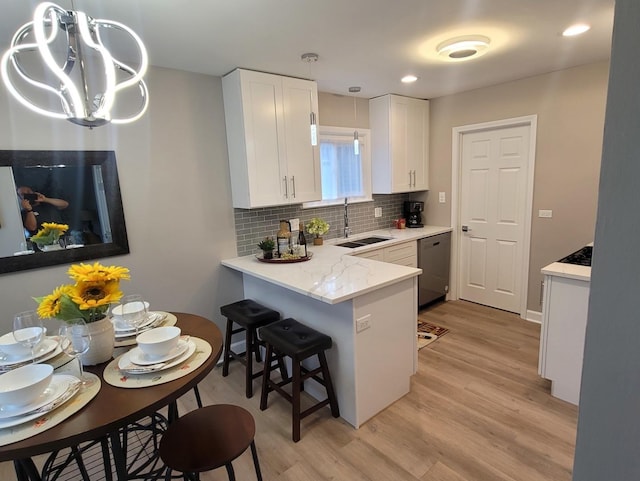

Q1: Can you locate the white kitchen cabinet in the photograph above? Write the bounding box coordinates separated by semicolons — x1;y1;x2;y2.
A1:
222;69;321;208
538;273;590;405
353;240;417;267
369;94;429;193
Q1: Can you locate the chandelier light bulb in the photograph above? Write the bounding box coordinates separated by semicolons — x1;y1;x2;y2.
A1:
0;2;149;127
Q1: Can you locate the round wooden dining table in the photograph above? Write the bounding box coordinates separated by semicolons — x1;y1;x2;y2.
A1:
0;312;223;481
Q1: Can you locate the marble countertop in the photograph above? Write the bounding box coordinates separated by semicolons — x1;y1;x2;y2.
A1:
222;225;452;304
541;242;594;282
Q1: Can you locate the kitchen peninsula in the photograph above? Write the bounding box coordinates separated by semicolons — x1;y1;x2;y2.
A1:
222;233;431;428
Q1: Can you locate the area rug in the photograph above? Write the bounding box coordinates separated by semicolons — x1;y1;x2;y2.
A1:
417;320;449;350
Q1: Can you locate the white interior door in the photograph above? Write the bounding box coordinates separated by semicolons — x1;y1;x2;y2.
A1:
458;124;531;313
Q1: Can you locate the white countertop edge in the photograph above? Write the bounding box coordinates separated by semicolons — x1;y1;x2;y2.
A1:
541;262;591;282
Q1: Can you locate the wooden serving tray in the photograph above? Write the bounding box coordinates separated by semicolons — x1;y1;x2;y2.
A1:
255;252;313;263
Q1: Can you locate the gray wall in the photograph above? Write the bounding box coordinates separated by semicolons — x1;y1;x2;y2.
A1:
573;1;640;478
426;61;609;312
0;66;243;335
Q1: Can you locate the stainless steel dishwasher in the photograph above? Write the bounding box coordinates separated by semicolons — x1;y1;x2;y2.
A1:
418;232;451;307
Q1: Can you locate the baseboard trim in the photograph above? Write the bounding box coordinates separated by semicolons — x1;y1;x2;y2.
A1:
526;310;542;324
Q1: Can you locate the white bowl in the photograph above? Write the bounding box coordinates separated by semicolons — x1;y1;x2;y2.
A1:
136;326;181;358
0;328;46;358
0;364;53;407
111;301;150;328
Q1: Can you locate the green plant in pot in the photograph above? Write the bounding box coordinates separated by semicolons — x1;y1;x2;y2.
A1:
306;218;330;245
257;237;276;259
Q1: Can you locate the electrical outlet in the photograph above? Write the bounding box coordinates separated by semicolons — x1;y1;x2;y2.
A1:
374;207;382;218
439;192;446;203
538;210;552;218
289;218;300;231
356;314;371;333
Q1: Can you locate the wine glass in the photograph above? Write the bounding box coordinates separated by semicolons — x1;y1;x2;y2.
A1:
119;294;149;337
58;319;93;387
13;311;45;362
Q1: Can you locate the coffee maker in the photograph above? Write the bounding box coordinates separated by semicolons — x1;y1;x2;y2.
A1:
403;201;424;228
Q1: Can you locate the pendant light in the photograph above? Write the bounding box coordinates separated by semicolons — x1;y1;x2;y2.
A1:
1;1;149;128
349;86;361;155
302;52;319;146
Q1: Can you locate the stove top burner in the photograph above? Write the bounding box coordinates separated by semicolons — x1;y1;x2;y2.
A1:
558;246;592;267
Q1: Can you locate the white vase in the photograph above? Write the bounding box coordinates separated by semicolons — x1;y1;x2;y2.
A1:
80;316;115;366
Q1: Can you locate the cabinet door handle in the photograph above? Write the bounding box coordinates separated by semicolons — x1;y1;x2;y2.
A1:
409;171;412;187
291;176;296;198
412;170;416;187
283;176;288;198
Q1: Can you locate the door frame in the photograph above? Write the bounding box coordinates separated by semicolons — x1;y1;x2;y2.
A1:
449;115;537;319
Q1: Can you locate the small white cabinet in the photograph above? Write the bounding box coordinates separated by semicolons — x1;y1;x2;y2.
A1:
369;94;429;193
539;273;590;405
222;69;321;208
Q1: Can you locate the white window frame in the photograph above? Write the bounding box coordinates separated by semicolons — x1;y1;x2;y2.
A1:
303;125;372;208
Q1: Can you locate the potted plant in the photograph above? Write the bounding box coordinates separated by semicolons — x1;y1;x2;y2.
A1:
257;237;276;259
306;218;330;245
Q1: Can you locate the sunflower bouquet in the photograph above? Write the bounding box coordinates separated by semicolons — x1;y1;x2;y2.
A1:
30;222;69;247
35;262;130;323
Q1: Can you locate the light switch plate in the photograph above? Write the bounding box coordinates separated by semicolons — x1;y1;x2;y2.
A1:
289;218;300;231
439;192;446;203
374;207;382;218
538;210;553;218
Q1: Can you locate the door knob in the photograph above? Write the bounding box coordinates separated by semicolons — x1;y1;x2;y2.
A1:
462;225;471;232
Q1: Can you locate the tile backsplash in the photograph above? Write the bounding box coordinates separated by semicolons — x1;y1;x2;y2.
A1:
234;194;409;257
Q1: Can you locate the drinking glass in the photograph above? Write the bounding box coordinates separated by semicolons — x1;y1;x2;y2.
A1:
13;311;45;362
119;294;149;337
58;319;93;387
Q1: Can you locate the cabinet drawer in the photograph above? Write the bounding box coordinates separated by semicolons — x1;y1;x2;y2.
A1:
355;249;384;261
384;242;416;263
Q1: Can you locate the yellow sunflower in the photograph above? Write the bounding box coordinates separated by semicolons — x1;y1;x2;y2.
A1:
68;280;124;310
36;285;71;318
40;222;69;232
68;262;130;283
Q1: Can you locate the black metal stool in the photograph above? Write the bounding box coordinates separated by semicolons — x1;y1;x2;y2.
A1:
259;318;340;442
220;299;280;398
158;404;262;481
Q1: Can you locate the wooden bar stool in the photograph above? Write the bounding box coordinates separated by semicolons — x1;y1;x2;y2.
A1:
259;318;340;442
158;404;262;481
220;299;280;398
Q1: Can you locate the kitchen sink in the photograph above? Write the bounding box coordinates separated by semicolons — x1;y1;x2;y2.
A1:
336;236;391;248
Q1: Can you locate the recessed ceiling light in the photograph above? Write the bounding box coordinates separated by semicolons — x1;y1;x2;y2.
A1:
436;35;491;61
562;24;591;37
401;75;418;83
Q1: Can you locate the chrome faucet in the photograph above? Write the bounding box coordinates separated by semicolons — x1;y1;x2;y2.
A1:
344;197;351;238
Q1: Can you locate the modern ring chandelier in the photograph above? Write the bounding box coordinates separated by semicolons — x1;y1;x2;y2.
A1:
1;2;149;127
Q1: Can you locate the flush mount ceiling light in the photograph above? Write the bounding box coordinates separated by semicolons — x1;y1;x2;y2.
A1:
436;35;491;61
562;24;591;37
1;1;149;128
401;75;418;83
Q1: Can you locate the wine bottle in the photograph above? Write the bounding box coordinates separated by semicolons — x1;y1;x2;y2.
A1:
298;229;307;257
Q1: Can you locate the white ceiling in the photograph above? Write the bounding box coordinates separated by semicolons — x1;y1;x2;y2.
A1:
0;0;615;99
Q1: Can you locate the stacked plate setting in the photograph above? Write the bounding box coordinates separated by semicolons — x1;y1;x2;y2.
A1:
111;311;167;339
118;327;196;374
0;364;81;429
0;332;62;372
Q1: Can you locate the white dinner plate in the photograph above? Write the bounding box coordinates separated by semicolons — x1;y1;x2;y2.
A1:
118;340;196;373
0;374;77;419
0;338;59;367
127;339;190;366
112;312;159;334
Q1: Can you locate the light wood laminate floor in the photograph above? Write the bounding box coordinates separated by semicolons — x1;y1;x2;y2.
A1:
0;300;578;480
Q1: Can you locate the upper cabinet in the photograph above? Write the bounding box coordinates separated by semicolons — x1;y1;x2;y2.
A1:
369;94;429;193
222;69;321;208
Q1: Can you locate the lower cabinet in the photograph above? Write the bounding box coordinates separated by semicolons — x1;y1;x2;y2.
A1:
538;273;590;405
